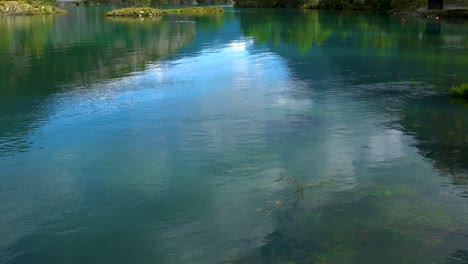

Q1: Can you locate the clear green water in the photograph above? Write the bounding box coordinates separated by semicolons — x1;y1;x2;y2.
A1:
1;6;468;264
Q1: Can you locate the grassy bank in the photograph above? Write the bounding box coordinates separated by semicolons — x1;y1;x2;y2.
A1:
104;6;223;17
0;1;67;15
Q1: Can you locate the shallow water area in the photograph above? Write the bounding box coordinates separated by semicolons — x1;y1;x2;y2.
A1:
0;6;468;264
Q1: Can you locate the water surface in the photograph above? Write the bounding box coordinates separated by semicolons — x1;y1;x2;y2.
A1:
1;7;468;264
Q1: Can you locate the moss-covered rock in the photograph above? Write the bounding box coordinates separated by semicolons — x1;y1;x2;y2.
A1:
0;1;67;15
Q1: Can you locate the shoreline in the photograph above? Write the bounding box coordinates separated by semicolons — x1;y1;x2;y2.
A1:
233;1;468;19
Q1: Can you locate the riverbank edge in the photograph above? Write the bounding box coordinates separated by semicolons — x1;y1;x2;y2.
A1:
416;9;468;18
103;6;223;17
0;1;67;15
234;2;468;19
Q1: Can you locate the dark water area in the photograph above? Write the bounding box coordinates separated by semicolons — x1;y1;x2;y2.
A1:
0;6;467;264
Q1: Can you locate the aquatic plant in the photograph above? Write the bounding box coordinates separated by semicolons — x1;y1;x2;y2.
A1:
295;182;306;199
256;200;285;215
449;83;468;101
275;173;334;201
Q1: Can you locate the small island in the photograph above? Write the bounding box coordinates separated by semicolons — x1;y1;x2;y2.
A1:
104;6;224;17
0;0;67;15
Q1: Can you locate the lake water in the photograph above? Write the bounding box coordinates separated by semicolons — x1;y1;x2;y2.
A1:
1;6;467;264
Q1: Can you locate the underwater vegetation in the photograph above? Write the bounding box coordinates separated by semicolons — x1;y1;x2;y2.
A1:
255;173;336;218
235;170;468;264
400;105;468;184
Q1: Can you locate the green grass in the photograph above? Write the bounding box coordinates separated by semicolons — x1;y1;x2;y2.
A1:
450;83;468;101
104;6;223;17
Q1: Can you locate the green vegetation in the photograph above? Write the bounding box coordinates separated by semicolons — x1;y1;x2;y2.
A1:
0;13;196;96
401;105;468;176
86;0;231;6
0;1;67;15
239;9;468;53
234;0;468;12
244;169;466;263
450;83;468;101
235;0;396;10
104;6;223;17
104;7;161;17
161;7;224;14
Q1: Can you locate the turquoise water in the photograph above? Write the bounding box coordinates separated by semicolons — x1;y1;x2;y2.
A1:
0;7;467;264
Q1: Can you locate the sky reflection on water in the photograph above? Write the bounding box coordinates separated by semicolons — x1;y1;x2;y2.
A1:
0;7;468;264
